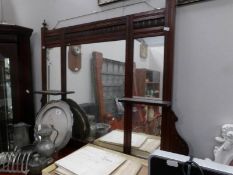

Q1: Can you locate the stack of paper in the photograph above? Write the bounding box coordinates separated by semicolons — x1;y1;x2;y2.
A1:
55;146;126;175
94;130;161;158
112;160;141;175
98;130;148;148
139;139;160;153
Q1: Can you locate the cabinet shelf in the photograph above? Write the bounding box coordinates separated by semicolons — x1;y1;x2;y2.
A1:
118;97;171;107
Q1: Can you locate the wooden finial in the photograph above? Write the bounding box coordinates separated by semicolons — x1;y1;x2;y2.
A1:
42;20;47;28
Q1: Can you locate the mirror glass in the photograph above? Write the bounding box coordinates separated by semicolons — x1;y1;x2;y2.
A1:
67;40;126;142
0;58;13;151
131;36;165;158
133;36;164;99
46;47;61;101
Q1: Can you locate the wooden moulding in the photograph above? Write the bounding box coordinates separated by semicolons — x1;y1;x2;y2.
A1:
177;0;207;6
92;52;105;122
41;1;189;156
33;90;75;95
118;97;171;107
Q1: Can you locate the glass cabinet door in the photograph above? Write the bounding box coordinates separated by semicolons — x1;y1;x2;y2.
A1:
0;58;13;151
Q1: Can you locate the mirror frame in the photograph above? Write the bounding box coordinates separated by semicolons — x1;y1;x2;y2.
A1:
41;0;189;155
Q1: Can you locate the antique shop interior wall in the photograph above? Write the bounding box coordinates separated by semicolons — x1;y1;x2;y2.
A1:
173;0;233;159
2;0;233;159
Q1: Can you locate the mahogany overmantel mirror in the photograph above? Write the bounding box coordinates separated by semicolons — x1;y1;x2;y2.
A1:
40;0;189;157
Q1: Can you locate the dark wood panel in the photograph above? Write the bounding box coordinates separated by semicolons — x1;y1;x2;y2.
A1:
177;0;208;6
161;108;189;155
61;32;67;100
34;90;75;95
132;9;165;19
17;34;34;126
65;16;126;33
92;52;106;122
0;25;32;36
122;15;135;154
133;26;165;38
118;97;171;107
0;34;17;43
160;0;189;155
41;23;48;105
163;0;176;102
64;32;126;45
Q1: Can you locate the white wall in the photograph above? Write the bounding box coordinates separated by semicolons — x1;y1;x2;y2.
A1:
3;0;233;160
43;0;165;29
173;0;233;159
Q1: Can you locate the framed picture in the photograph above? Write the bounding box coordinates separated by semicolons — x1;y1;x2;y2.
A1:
177;0;207;6
98;0;124;6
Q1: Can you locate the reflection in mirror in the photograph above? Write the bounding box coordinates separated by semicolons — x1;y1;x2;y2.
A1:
134;36;164;99
130;104;161;158
66;40;126;142
0;58;12;118
130;36;165;158
0;58;13;150
46;47;61;101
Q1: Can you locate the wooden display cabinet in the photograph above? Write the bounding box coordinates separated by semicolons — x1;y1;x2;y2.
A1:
135;68;160;98
0;25;34;151
134;69;162;135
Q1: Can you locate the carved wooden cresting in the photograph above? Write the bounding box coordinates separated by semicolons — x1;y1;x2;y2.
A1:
177;0;205;6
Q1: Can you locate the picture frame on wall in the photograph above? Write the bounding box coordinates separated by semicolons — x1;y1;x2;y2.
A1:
98;0;124;6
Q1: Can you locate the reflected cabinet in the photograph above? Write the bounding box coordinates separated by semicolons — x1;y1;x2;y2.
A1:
41;0;189;156
0;25;34;151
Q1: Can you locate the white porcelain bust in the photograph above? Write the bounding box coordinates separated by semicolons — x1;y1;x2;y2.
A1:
214;124;233;165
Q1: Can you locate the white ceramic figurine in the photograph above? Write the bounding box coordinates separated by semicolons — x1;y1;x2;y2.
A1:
214;124;233;165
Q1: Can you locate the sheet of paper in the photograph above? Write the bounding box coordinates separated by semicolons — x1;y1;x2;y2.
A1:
99;130;148;148
55;167;76;175
112;160;142;175
139;138;160;153
55;146;126;175
137;165;148;175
